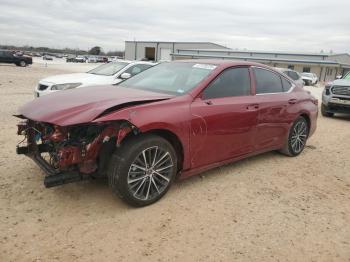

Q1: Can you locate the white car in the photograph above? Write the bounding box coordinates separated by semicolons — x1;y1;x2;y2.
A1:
87;56;98;63
35;61;155;97
275;68;304;87
301;72;318;86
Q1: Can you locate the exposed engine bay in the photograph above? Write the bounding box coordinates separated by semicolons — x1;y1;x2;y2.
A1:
16;119;137;187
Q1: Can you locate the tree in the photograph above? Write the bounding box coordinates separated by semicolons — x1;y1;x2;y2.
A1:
88;46;102;55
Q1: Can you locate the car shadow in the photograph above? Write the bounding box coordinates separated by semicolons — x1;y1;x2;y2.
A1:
323;113;350;121
176;151;280;189
36;150;300;209
332;114;350;121
0;64;17;67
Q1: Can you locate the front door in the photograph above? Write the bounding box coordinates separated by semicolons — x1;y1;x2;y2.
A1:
190;67;258;169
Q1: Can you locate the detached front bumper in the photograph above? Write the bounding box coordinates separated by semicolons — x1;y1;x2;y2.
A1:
16;120;92;188
17;145;90;188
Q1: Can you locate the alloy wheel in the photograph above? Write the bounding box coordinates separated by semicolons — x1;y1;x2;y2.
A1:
127;146;174;201
290;120;308;154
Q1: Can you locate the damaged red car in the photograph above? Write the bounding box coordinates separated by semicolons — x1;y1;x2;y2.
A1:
16;60;318;206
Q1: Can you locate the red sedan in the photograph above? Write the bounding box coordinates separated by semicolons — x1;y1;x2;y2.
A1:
16;60;318;206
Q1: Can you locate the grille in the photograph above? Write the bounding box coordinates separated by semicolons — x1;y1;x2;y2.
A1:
332;86;350;96
38;84;48;91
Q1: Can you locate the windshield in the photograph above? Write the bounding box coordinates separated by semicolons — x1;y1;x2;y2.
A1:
301;73;313;77
88;62;128;76
118;62;217;95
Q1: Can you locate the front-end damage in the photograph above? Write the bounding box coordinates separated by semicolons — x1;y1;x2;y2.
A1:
16;118;138;187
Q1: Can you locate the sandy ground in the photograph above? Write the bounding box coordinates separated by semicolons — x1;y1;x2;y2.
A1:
0;62;349;262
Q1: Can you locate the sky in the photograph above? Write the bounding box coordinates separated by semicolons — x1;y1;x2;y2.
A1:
0;0;349;53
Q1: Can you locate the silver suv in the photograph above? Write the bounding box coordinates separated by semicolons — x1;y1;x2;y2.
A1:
322;72;350;117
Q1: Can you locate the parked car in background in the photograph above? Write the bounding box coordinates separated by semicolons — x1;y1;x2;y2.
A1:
0;49;32;67
275;68;304;87
75;56;86;63
66;55;76;62
34;60;155;97
88;56;98;63
43;55;53;61
97;56;108;63
321;72;350;117
18;60;318;206
108;56;118;62
301;72;318;86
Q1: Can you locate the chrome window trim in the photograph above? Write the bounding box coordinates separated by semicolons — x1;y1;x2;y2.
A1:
252;66;296;95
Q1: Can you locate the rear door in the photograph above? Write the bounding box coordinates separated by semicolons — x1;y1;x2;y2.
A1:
190;67;258;168
252;67;297;151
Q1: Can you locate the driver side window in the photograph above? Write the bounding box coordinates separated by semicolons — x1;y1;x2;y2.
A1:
203;67;251;99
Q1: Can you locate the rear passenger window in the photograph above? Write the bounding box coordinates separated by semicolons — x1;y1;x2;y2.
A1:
254;68;283;94
281;77;292;91
203;67;250;99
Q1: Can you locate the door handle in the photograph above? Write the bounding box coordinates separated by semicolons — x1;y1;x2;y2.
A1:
288;99;297;104
246;104;259;110
204;100;213;105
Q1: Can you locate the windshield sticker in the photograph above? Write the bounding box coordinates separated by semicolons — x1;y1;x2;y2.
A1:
193;64;217;70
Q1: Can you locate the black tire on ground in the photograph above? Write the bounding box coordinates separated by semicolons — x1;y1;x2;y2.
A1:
19;60;26;67
321;104;334;117
279;116;309;157
108;133;177;207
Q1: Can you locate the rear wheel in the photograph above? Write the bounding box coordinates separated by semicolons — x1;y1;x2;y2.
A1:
19;60;26;67
321;104;334;117
280;116;309;156
108;134;177;207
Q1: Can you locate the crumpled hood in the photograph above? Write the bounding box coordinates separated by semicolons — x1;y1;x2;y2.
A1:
19;86;173;126
41;73;112;86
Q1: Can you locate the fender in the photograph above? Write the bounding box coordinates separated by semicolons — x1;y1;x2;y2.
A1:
93;96;193;170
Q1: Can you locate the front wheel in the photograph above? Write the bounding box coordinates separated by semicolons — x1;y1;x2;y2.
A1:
280;116;309;156
19;60;27;67
108;134;177;207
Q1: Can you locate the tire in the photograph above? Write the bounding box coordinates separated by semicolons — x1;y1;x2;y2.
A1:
19;60;26;67
321;104;334;117
108;134;177;207
279;116;309;157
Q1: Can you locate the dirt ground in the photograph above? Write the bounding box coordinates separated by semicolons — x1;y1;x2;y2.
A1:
0;62;349;262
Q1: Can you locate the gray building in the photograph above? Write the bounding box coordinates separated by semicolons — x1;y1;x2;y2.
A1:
124;41;229;62
172;49;350;82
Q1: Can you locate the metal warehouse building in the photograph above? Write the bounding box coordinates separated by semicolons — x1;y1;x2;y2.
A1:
124;41;229;62
171;49;350;82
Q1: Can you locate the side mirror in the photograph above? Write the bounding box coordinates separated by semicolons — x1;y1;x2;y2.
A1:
335;75;342;79
119;72;131;80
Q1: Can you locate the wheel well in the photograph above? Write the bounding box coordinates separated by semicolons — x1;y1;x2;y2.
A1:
144;129;184;172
